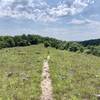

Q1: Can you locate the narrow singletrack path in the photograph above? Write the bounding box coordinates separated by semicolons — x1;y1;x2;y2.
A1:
41;56;53;100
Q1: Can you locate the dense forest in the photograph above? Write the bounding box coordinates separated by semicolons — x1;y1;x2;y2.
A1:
0;34;100;57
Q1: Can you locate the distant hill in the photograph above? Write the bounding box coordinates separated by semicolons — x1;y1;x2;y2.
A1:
79;39;100;46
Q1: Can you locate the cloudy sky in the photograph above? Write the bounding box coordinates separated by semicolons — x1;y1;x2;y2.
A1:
0;0;100;41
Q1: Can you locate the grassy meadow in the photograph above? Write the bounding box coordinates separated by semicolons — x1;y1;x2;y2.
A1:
0;44;100;100
48;47;100;100
0;44;47;100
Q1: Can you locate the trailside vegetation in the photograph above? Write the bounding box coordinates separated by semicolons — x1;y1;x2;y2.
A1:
0;34;100;57
0;34;81;51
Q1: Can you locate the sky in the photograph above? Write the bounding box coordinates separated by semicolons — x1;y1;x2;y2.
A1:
0;0;100;41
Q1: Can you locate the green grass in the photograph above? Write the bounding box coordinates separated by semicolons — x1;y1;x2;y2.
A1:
0;44;100;100
48;47;100;100
0;44;47;100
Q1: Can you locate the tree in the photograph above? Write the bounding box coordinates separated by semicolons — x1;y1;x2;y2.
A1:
14;36;22;46
68;42;84;52
64;42;72;50
6;37;15;47
44;41;50;48
2;36;15;47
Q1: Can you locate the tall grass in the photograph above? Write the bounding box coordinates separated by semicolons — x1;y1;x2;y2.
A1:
0;44;47;100
48;48;100;100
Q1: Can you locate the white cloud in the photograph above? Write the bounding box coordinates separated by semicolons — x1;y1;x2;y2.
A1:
68;19;86;24
85;19;100;28
0;0;95;22
68;18;100;26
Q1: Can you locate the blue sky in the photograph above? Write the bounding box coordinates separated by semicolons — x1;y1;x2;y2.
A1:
0;0;100;41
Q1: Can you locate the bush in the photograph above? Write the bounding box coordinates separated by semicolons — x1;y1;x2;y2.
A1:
84;49;91;54
68;42;84;52
44;41;50;48
18;40;30;46
5;37;15;47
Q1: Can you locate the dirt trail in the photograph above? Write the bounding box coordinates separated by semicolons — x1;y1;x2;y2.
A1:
41;56;53;100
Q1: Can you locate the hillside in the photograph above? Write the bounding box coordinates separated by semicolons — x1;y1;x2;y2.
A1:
48;47;100;100
0;44;100;100
79;38;100;46
0;44;47;100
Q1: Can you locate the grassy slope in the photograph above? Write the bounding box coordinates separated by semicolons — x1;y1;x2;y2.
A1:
0;44;47;100
0;44;100;100
48;47;100;100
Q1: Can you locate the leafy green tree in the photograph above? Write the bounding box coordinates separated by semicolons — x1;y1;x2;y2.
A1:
14;36;22;46
44;41;50;48
6;37;15;47
64;42;72;50
68;42;84;52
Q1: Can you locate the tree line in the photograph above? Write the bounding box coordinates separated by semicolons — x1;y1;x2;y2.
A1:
79;39;100;57
0;34;84;52
0;34;43;48
0;34;100;57
79;39;100;46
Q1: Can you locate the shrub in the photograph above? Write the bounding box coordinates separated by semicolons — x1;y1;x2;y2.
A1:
68;42;84;52
44;41;50;48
